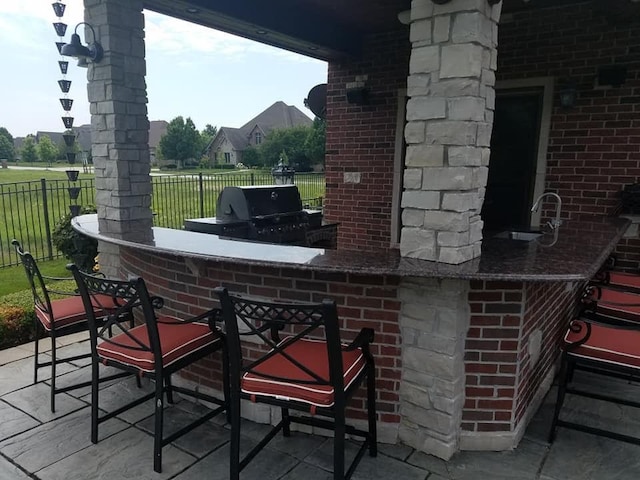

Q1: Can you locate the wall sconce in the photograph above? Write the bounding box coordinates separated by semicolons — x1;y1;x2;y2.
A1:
558;83;578;108
61;22;103;64
346;76;369;106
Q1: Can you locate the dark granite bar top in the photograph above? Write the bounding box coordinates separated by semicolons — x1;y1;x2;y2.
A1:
72;214;629;282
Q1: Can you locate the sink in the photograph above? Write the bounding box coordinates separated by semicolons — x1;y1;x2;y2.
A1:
493;230;543;242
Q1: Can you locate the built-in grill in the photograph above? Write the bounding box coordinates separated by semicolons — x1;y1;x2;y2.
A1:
184;185;333;246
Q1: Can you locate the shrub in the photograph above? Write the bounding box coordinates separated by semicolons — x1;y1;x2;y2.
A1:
0;280;77;349
52;207;98;272
0;305;32;350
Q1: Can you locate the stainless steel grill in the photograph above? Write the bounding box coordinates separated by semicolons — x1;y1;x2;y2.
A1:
184;185;330;246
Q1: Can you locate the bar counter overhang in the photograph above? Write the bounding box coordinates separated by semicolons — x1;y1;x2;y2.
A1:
72;214;630;458
74;214;628;281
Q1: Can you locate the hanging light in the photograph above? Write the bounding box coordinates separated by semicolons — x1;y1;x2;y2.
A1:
60;22;103;64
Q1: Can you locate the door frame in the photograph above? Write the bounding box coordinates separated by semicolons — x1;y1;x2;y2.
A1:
390;88;407;247
494;77;554;228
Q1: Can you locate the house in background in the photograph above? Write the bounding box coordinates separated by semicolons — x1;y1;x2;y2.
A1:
15;121;167;165
206;101;312;165
148;120;168;165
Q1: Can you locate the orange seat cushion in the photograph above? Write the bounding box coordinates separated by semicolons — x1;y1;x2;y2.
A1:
35;294;116;332
241;338;366;408
592;287;640;323
97;318;221;372
565;319;640;370
608;272;640;291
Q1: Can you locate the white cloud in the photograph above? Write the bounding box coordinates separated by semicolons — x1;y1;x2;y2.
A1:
143;11;319;64
0;1;326;137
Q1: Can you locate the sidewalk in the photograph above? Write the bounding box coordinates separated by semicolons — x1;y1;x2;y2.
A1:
1;336;639;479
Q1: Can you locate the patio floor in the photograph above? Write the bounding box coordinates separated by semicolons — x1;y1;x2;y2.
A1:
1;334;640;480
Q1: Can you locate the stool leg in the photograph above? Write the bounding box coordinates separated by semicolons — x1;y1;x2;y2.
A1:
549;354;570;443
50;335;57;413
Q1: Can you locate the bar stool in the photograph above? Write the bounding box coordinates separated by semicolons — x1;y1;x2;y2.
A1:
12;240;124;412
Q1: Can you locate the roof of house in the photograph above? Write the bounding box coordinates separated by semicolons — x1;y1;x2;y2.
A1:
74;125;92;152
216;127;251;151
13;137;25;151
30;121;167;153
149;120;168;149
239;101;312;136
36;131;65;146
209;101;313;153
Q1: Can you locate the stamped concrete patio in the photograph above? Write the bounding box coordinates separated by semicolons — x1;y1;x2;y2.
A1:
1;334;639;480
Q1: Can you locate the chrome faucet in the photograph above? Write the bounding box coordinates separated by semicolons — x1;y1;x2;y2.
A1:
531;192;562;230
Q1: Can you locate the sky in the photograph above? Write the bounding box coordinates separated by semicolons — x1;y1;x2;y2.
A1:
0;1;328;138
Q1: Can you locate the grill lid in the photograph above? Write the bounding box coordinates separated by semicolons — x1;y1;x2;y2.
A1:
216;185;303;222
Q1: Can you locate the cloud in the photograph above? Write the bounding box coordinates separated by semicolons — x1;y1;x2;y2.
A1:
0;0;84;53
143;11;321;64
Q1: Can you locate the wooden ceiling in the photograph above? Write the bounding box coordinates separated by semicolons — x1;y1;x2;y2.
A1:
140;1;632;61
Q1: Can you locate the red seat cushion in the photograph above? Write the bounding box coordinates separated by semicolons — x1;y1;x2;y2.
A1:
608;271;640;291
591;287;640;323
97;317;221;372
565;319;640;370
241;338;366;408
35;294;115;332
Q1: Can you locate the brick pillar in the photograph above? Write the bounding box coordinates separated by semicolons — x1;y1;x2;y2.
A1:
400;0;501;264
84;0;152;276
398;277;469;459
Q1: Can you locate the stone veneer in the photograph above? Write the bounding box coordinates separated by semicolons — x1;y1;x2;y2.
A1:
401;0;501;264
85;0;153;276
398;277;469;459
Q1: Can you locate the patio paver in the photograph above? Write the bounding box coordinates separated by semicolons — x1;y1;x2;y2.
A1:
1;337;640;479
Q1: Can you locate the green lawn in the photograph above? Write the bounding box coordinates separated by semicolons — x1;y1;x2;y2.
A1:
0;169;95;183
1;168;325;268
0;259;70;296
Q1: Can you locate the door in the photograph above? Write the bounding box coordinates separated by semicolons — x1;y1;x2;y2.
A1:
482;89;543;231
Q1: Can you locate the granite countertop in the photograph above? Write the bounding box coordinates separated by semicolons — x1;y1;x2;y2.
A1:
73;214;630;282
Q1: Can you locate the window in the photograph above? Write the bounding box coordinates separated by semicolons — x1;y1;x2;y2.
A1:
224;152;231;163
255;132;262;145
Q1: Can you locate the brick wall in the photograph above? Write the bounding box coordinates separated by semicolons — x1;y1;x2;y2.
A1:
120;247;402;425
325;28;410;250
497;2;640;268
464;280;581;435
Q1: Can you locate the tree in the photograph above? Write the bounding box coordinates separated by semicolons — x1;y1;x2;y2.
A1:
57;132;80;164
20;135;38;163
304;118;326;167
0;127;14;160
37;135;58;166
258;126;312;169
242;147;262;167
198;124;218;167
0;136;14;162
202;124;217;138
158;116;201;165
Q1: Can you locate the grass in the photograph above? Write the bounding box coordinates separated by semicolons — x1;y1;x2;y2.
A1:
1;167;325;268
0;169;94;183
0;259;70;296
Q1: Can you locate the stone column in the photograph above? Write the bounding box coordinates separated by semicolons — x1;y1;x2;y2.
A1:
84;0;152;276
398;277;469;459
401;0;501;264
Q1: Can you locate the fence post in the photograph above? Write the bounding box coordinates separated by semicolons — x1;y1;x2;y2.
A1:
198;172;204;218
250;173;255;186
41;178;54;260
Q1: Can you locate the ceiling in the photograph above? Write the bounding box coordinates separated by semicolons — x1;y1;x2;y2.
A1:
140;0;627;61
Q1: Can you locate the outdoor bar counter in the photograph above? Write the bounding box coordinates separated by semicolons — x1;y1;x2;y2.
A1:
73;214;629;458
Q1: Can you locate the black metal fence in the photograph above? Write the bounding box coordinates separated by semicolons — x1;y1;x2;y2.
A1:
1;172;325;269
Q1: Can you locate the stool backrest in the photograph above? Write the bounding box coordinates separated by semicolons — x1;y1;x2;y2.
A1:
214;286;346;395
12;239;54;320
